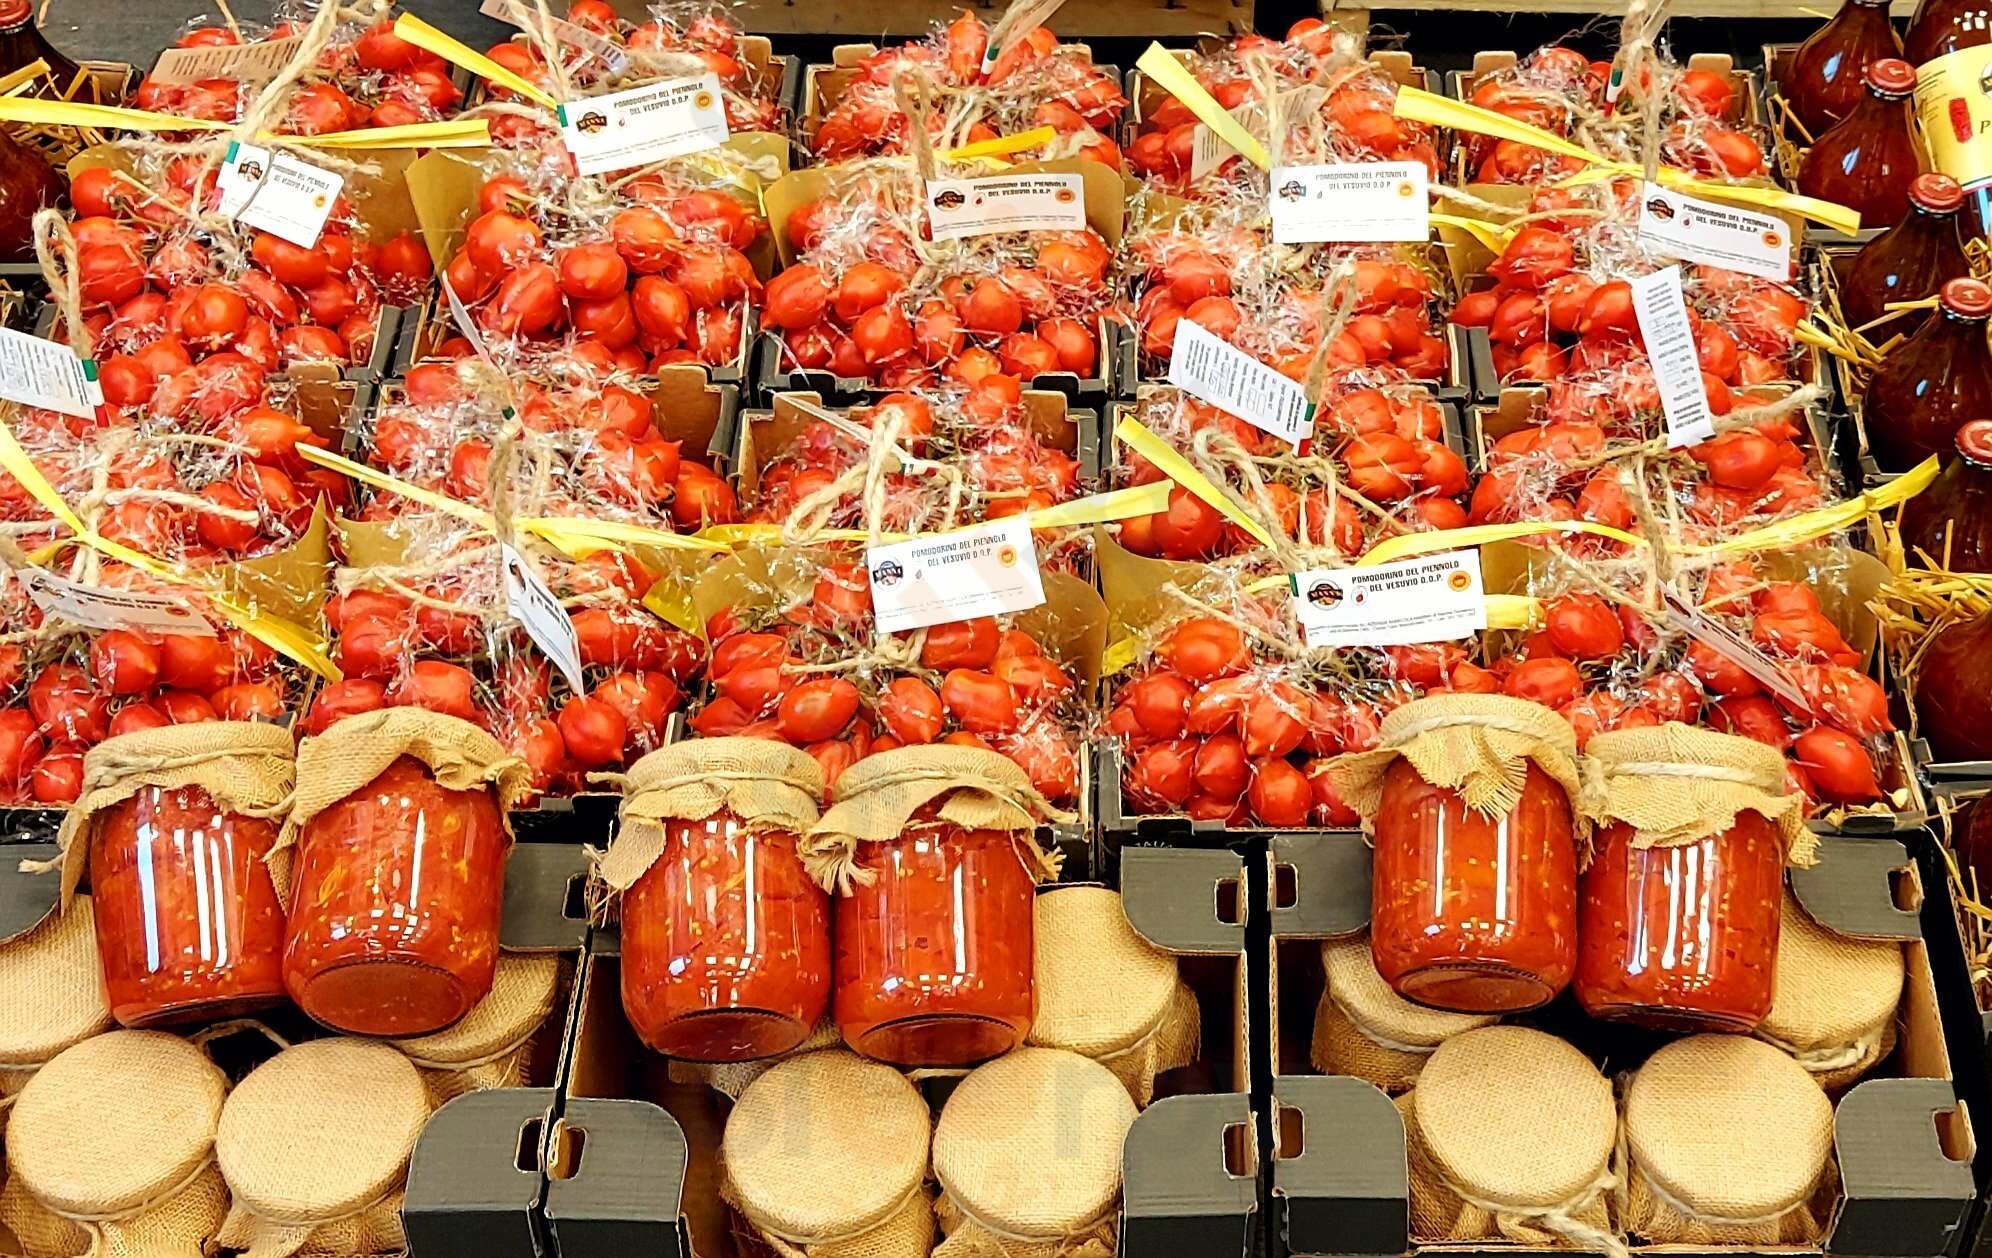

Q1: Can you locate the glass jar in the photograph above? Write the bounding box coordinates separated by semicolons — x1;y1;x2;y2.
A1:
620;812;831;1062
1915;611;1992;760
281;755;509;1036
833;819;1035;1067
1841;173;1971;330
1788;0;1905;136
88;784;287;1027
1899;420;1992;570
1370;759;1579;1013
1865;277;1992;472
1797;58;1923;227
1574;817;1786;1031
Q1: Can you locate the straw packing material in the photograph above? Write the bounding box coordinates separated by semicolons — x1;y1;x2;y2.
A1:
1312;935;1498;1093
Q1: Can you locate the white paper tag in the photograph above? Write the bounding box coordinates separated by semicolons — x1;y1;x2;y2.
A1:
1630;266;1716;449
1661;588;1809;710
148;35;305;87
1168;318;1313;449
1291;549;1487;649
866;517;1046;635
19;570;215;636
0;327;103;419
480;0;629;73
501;544;587;695
1269;162;1430;244
441;277;497;365
558;75;730;176
924;173;1088;241
1189;104;1255;181
215;142;343;249
1636;182;1792;282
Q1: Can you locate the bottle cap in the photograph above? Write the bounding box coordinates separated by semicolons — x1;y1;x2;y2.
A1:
1866;59;1918;96
1941;277;1992;318
1957;421;1992;466
1910;173;1966;215
0;0;32;24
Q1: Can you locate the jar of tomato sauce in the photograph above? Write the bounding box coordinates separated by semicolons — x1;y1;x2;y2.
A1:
1333;696;1586;1013
601;740;831;1062
59;724;293;1028
282;712;525;1037
812;746;1064;1068
1576;726;1805;1032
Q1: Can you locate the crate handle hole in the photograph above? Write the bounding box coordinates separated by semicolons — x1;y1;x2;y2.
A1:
1276;1104;1304;1160
1223;1121;1255;1178
1215;875;1242;926
516;1116;546;1175
1274;862;1298;910
545;1121;587;1181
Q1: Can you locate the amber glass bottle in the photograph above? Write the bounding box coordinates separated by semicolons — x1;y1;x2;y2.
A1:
1842;173;1971;329
1798;58;1924;227
1788;0;1905;136
1864;277;1992;472
1899;420;1992;570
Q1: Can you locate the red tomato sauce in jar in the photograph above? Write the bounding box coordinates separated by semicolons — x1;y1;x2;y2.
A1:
1575;815;1785;1031
281;755;509;1036
89;784;287;1028
621;812;831;1061
1370;759;1579;1013
833;822;1035;1067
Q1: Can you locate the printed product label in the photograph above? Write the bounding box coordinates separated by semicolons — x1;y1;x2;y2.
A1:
1269;161;1430;244
502;543;587;694
20;570;216;636
1917;46;1992;192
148;36;305;87
924;173;1088;240
1636;181;1792;281
0;328;102;420
867;517;1046;633
558;74;730;176
216;142;343;248
1168;318;1313;448
1291;549;1487;648
1630;266;1717;448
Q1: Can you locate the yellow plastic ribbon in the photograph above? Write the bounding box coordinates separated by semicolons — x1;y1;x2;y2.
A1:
394;13;559;109
1008;481;1173;530
0;98;490;150
288;118;493;149
641;576;702;635
1484;593;1540;630
1113;415;1278;549
1137;42;1271;170
944;126;1056;161
1685;456;1939;555
1357;519;1649;567
1102;634;1138;677
1430;212;1513;252
298;444;494;529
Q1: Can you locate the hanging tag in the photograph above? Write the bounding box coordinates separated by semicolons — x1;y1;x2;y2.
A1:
148;36;305;87
1290;549;1487;648
19;570;217;636
0;328;103;419
501;544;587;694
480;0;629;74
1636;182;1791;282
867;516;1046;635
216;142;343;248
1629;266;1716;448
557;74;729;176
1168;319;1312;449
1189;103;1256;181
1269;161;1430;244
924;172;1088;240
1661;588;1809;710
441;276;499;368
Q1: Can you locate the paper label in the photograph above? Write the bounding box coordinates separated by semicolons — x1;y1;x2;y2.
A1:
1635;182;1791;281
1291;549;1487;648
1630;266;1716;448
501;544;587;694
1661;589;1809;710
0;328;102;419
1190;104;1255;180
557;75;729;176
480;0;629;73
148;35;305;87
1269;162;1430;244
216;142;343;248
924;173;1088;240
1168;318;1313;449
20;570;215;636
1917;46;1992;192
866;517;1046;634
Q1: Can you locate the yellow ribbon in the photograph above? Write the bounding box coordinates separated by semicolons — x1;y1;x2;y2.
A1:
287;118;493;149
1684;455;1939;555
1430;212;1514;252
1008;481;1173;529
1358;519;1649;566
394;13;559;109
944;126;1056;161
1136;43;1270;170
0;98;490;149
1113;415;1278;549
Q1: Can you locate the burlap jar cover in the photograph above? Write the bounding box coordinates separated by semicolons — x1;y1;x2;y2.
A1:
1312;935;1496;1093
0;894;112;1129
1399;1026;1622;1256
1330;695;1592;834
720;1049;934;1258
215;1038;432;1258
1028;886;1199;1106
931;1047;1138;1258
0;1029;230;1258
670;1017;843;1099
1621;1034;1836;1246
1756;891;1904;1092
1584;723;1815;866
391;951;565;1105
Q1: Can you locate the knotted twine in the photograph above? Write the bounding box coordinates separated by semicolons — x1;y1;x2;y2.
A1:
0;895;112;1131
1620;1034;1836;1247
1028;887;1199;1107
1400;1026;1624;1258
1311;935;1497;1094
215;1038;432;1258
1;1030;230;1258
720;1050;934;1258
931;1048;1137;1258
1756;892;1903;1093
281;706;533;851
390;951;565;1106
1583;724;1814;865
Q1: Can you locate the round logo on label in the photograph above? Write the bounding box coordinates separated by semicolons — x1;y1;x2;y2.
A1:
997;545;1017;567
1306;581;1343;609
694;91;715;110
871;559;904;587
1762;230;1782;249
1447;570;1472;592
1054;188;1076;204
1396;180;1414;198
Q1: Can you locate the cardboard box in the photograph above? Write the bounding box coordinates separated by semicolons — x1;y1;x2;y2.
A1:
1264;828;1976;1258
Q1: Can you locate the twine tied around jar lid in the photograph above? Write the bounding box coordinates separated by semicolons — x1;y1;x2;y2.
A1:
280;707;532;850
1621;1034;1835;1246
595;738;825;898
721;1050;934;1257
1756;892;1903;1090
390;951;564;1103
1314;935;1497;1092
48;721;297;907
0;893;111;1077
1405;1026;1624;1258
215;1038;433;1258
802;746;1072;894
1583;724;1815;864
932;1047;1138;1258
1329;695;1592;836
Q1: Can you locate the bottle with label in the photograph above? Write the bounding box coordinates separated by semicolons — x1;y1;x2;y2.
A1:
1841;173;1972;329
1907;0;1992;69
1907;0;1992;231
1898;420;1992;569
0;0;82;90
1798;58;1924;228
1787;0;1905;137
1864;276;1992;471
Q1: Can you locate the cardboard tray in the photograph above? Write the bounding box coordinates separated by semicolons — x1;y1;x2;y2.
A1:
1261;829;1977;1258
